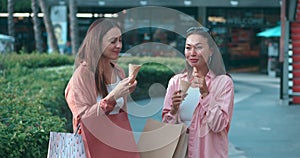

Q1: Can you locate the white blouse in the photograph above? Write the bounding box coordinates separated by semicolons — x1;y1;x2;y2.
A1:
97;76;124;115
180;87;200;127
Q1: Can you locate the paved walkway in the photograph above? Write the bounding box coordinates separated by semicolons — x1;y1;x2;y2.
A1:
229;73;300;158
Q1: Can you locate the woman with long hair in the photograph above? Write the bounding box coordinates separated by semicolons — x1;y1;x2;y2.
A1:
162;27;234;158
65;18;139;158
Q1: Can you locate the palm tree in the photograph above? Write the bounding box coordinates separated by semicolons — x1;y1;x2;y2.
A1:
69;0;79;55
31;0;43;53
38;0;59;53
7;0;14;51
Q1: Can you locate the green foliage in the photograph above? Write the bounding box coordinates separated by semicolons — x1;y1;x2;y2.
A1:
0;54;73;157
0;53;74;70
0;92;66;157
0;0;7;12
0;0;31;12
118;56;186;100
118;56;186;75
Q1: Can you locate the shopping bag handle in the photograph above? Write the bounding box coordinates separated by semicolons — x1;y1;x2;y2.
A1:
74;123;81;136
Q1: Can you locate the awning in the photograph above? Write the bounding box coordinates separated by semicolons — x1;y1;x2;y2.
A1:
257;26;281;37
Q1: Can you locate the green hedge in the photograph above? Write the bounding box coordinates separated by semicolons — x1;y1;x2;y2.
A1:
118;56;186;100
0;53;74;69
0;54;186;157
0;54;73;158
118;56;185;75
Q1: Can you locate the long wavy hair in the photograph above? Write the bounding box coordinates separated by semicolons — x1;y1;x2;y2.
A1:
74;18;121;97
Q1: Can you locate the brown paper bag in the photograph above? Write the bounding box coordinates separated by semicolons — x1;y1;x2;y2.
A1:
173;130;189;158
138;119;188;158
128;64;142;84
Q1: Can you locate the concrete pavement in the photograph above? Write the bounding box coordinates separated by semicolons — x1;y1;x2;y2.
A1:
229;73;300;158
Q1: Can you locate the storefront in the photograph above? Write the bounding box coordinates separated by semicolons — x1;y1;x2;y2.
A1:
206;7;280;71
0;6;280;59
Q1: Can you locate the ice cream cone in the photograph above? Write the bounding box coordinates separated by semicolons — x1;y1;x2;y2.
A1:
180;79;191;95
129;64;142;84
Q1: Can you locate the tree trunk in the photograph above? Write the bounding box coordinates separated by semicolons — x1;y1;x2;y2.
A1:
31;0;44;53
38;0;59;53
69;0;79;55
7;0;15;51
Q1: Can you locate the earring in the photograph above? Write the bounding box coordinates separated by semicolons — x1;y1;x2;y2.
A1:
208;56;212;65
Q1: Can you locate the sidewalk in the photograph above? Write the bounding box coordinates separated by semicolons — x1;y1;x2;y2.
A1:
228;72;275;158
229;73;300;158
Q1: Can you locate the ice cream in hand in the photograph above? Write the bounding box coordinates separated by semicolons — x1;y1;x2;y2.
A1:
128;64;142;84
180;79;191;96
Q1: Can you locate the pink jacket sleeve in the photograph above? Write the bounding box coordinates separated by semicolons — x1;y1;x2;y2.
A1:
162;75;181;124
65;62;126;133
65;64;102;132
200;75;234;133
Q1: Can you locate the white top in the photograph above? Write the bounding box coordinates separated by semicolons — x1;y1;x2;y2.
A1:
180;87;200;127
97;76;124;115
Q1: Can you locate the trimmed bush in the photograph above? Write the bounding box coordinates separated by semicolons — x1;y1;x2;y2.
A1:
118;56;185;75
118;56;186;100
0;53;74;70
0;54;73;158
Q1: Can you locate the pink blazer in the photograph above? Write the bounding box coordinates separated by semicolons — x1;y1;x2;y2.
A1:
65;61;141;158
65;61;126;134
162;71;234;158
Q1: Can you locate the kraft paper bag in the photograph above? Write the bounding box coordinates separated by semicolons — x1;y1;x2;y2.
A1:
128;64;142;84
173;129;189;158
138;119;188;158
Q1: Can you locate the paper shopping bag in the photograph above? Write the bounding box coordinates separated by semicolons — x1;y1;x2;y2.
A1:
173;129;189;158
138;119;188;158
80;112;140;158
47;132;86;158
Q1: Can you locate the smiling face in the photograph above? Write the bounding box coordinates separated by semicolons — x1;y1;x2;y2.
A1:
102;27;122;61
185;34;212;70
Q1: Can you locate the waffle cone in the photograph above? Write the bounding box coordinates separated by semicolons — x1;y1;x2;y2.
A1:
129;64;142;84
180;79;191;94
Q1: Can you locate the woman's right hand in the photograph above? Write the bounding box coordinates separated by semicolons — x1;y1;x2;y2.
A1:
108;75;137;100
170;90;183;115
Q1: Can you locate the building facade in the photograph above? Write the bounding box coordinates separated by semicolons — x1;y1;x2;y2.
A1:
0;0;281;71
